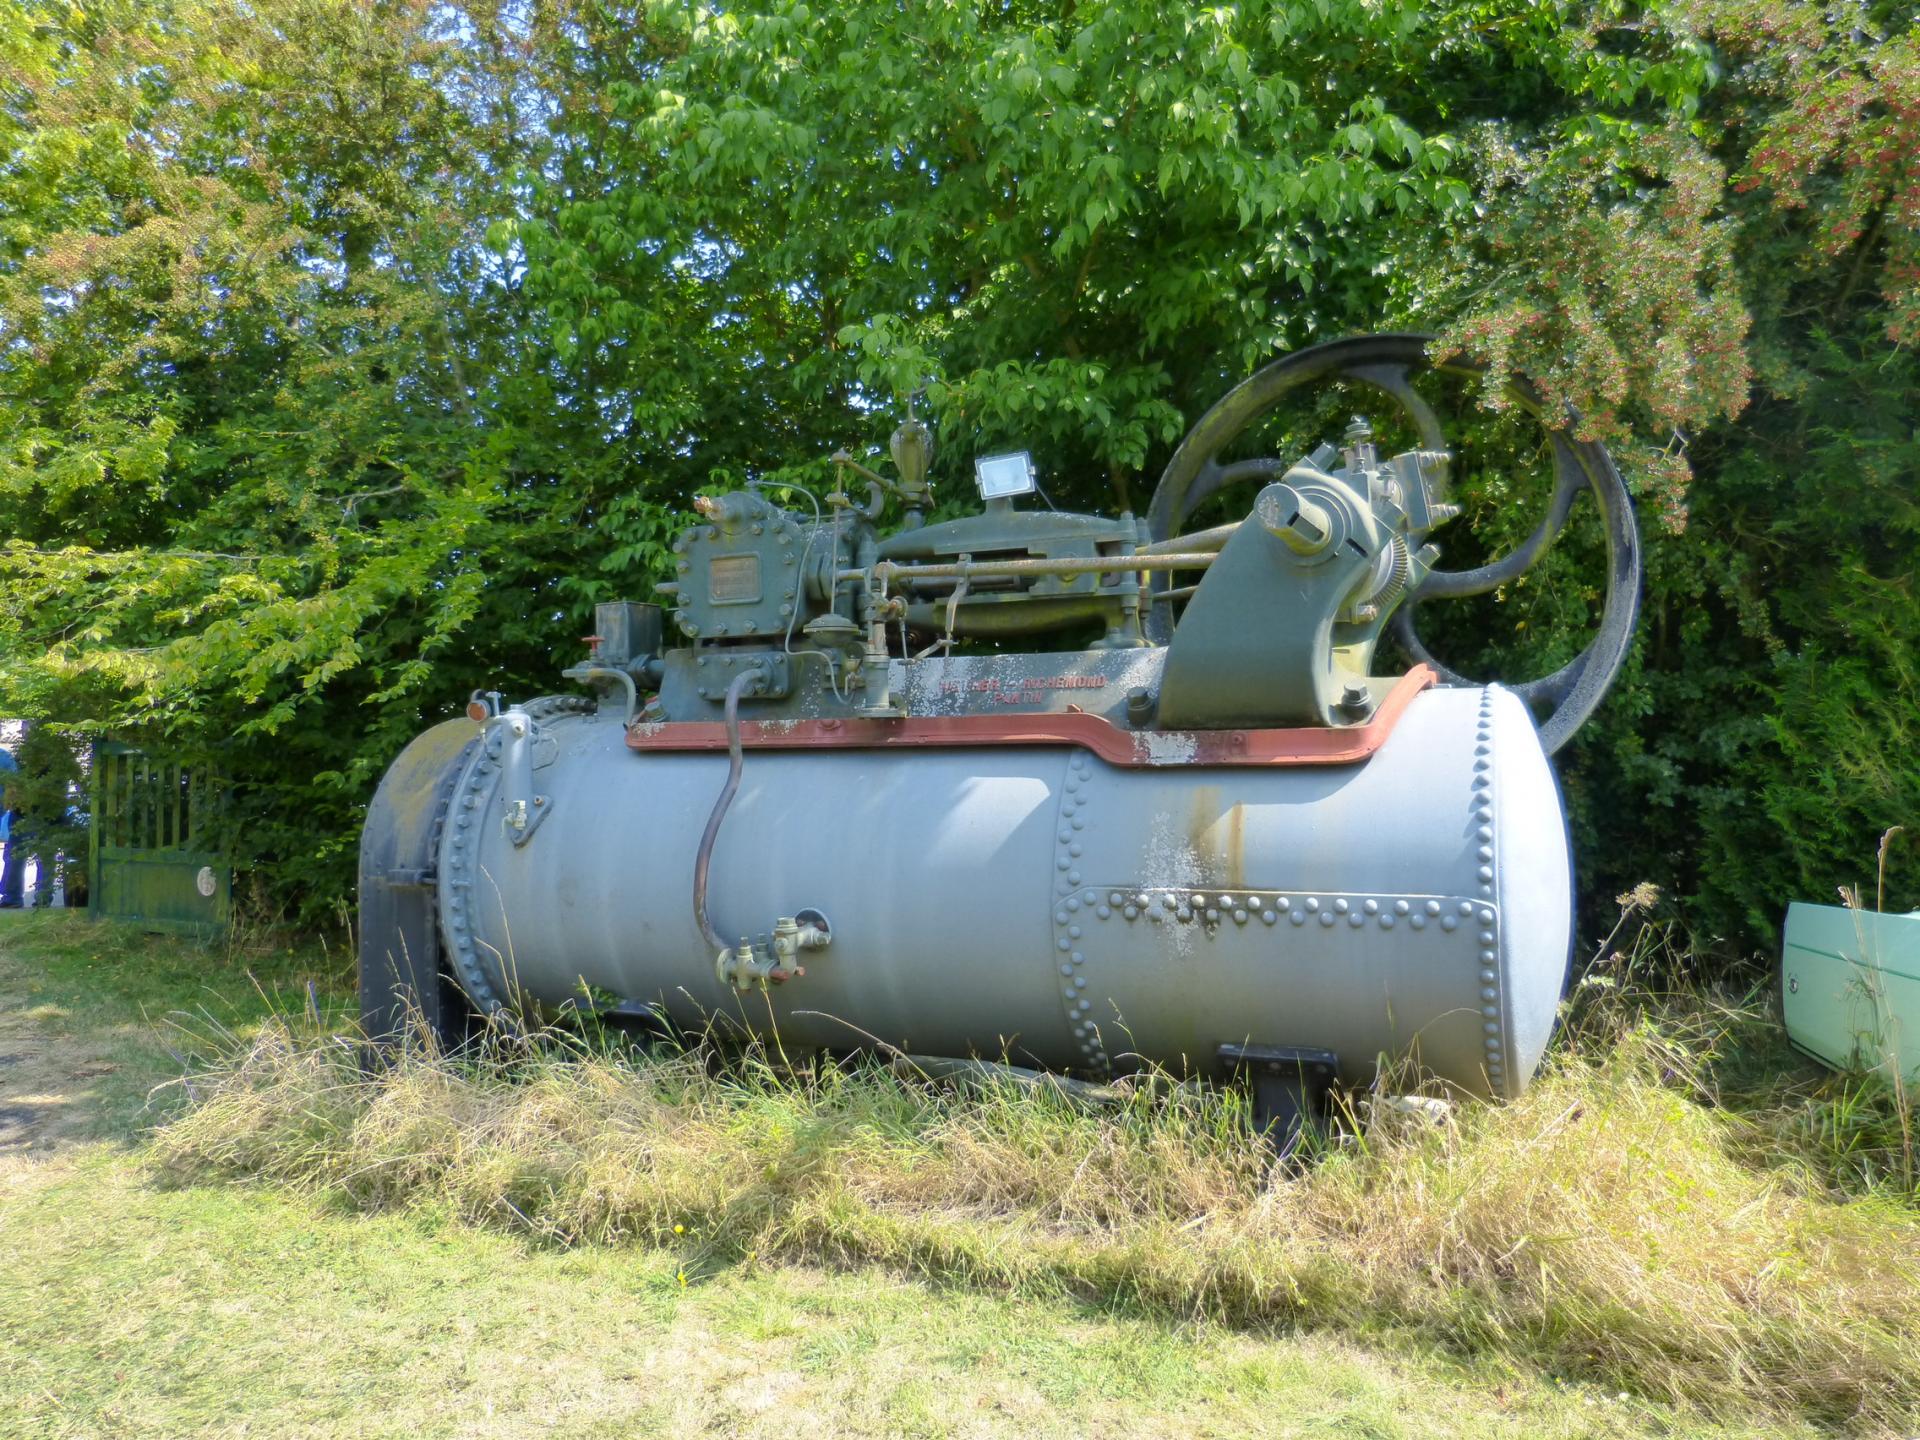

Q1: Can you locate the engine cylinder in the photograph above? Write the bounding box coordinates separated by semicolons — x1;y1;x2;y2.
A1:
366;683;1569;1099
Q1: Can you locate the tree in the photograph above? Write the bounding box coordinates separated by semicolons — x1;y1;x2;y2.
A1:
0;0;665;908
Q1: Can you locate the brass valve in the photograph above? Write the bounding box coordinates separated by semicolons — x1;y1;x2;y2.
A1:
772;913;831;967
715;910;831;992
715;939;798;992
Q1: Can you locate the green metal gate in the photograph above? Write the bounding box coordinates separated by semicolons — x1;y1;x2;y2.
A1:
88;743;230;934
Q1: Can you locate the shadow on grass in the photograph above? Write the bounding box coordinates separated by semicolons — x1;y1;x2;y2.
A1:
0;909;353;1159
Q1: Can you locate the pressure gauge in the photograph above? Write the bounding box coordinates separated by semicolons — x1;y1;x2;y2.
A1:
974;452;1036;501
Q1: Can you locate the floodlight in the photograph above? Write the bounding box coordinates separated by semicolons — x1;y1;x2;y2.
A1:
974;452;1036;501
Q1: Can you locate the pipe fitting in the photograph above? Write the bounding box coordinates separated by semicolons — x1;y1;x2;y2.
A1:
492;705;552;847
716;910;830;992
691;493;755;529
773;910;832;963
716;938;803;992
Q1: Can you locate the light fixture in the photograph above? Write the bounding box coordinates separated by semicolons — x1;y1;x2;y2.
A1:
973;452;1035;501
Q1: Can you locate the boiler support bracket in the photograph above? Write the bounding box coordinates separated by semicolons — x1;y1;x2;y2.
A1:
1217;1042;1340;1157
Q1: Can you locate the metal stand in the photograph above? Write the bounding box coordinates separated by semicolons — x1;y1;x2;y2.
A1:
1217;1043;1340;1156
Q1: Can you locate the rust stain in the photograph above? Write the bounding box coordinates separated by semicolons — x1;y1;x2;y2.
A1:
1187;786;1248;890
1188;785;1220;885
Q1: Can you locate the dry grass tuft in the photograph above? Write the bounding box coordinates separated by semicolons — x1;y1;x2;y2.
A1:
151;986;1920;1436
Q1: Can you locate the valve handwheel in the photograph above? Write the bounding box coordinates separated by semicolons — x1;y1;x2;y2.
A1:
1145;332;1641;754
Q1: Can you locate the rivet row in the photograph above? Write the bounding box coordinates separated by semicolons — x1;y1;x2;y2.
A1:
1476;688;1504;1087
1054;751;1109;1075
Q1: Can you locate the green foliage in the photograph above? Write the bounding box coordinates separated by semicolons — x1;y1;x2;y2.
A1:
0;724;85;871
519;0;1755;514
0;0;1914;944
1514;4;1920;942
0;0;679;910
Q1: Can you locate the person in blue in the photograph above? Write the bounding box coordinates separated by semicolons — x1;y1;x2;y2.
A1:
0;745;20;908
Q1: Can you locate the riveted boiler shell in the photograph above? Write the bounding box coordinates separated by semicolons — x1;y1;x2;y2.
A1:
433;684;1568;1098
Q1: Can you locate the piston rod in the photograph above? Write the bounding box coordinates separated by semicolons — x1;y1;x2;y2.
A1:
1135;523;1237;557
847;553;1219;586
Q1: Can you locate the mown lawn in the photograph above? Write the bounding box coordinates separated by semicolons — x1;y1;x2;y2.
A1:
0;911;1884;1439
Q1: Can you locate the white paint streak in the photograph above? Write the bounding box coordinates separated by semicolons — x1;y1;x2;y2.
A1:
1138;811;1205;960
1139;730;1199;765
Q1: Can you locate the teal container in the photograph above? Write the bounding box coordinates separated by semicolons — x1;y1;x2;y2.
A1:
1781;903;1920;1080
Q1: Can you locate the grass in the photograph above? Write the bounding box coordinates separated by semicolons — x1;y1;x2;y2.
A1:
4;907;1917;1438
0;908;350;1024
145;1007;1920;1435
5;1151;1768;1440
0;908;349;1144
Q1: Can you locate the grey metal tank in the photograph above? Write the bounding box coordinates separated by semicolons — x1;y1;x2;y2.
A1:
396;679;1566;1099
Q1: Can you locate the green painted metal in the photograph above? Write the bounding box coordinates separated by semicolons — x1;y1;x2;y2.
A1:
1148;334;1643;753
636;433;1444;732
1155;430;1445;728
611;334;1642;747
87;742;230;935
1781;902;1920;1080
876;507;1147;644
